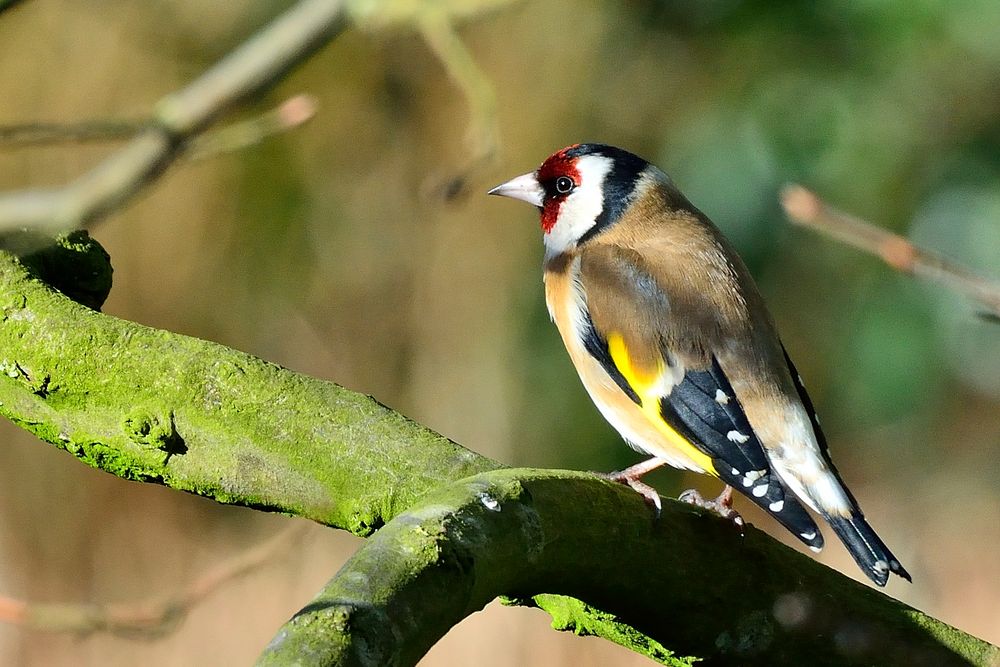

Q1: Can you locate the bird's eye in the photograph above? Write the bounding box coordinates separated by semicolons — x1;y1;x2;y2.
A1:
554;176;575;195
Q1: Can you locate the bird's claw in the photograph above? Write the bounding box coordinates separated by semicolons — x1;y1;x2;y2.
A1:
596;470;663;517
679;487;745;533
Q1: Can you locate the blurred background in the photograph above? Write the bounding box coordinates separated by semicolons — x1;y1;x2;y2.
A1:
0;0;998;664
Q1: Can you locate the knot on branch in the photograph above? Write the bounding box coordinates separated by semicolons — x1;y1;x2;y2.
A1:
0;229;112;310
122;409;186;457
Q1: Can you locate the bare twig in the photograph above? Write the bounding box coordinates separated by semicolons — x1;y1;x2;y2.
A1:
183;94;317;161
0;0;348;232
0;524;309;637
349;0;512;200
0;0;514;225
781;184;1000;320
0;120;142;148
417;8;498;155
0;95;316;156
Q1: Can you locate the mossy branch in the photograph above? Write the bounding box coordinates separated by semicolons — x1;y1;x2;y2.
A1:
256;469;996;667
0;240;497;536
2;239;998;665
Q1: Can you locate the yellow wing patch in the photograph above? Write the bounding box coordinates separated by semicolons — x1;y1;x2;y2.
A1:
606;332;717;475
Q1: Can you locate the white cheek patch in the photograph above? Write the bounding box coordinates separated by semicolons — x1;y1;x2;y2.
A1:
543;155;614;259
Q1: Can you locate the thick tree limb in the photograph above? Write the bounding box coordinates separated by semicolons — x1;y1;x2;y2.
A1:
257;469;998;667
0;243;497;535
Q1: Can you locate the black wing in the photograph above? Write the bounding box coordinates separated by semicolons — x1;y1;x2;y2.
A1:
661;357;824;550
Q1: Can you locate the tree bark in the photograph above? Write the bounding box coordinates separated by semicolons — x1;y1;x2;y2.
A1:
255;469;996;667
0;238;497;536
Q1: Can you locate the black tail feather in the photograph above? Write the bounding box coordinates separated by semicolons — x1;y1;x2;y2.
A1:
826;514;911;586
714;463;824;552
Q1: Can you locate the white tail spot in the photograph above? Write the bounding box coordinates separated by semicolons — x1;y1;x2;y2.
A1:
769;500;784;512
752;484;768;497
727;430;750;443
715;389;730;405
800;531;816;540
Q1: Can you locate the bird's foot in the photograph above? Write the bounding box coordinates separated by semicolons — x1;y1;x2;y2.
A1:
598;458;665;516
678;485;745;532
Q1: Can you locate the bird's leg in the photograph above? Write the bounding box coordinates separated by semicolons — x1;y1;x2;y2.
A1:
598;457;665;515
678;484;745;530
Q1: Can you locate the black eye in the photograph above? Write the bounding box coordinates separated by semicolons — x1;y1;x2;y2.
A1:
554;176;575;195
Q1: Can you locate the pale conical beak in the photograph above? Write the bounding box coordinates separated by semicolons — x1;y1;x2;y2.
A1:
487;172;544;207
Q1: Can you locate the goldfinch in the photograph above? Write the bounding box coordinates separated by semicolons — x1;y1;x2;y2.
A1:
489;143;910;587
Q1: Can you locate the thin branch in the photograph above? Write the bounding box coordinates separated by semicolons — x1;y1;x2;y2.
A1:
0;524;310;637
0;0;511;225
0;0;348;232
781;184;1000;320
415;6;499;200
0;120;142;148
185;94;318;161
347;0;513;201
257;469;998;667
0;95;316;156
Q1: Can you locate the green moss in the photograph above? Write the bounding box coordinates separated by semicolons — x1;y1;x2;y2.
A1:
122;408;185;454
3;229;113;310
514;594;700;666
0;247;500;535
904;610;1000;664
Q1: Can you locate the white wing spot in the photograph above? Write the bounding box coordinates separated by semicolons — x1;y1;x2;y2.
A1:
715;389;729;405
742;469;765;487
752;484;768;497
727;430;750;443
731;467;740;476
769;500;784;512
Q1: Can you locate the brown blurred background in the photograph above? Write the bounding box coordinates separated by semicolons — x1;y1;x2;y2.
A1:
0;0;998;664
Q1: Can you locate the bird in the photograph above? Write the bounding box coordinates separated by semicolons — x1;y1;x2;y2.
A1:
488;143;910;587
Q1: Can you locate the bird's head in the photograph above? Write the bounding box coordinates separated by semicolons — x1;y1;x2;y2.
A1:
489;143;651;256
